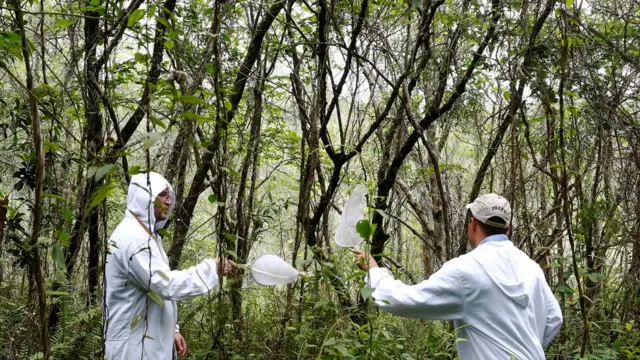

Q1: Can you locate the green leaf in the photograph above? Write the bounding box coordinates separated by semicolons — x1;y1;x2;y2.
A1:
360;287;374;299
94;164;118;182
208;194;218;203
86;184;115;214
128;165;142;175
134;52;149;63
221;33;231;42
164;39;174;50
127;9;145;27
54;19;76;28
179;94;206;105
147;4;156;17
147;291;164;306
52;245;66;271
155;16;172;29
150;116;167;129
324;337;336;346
58;231;70;247
155;270;169;281
334;345;349;357
43;193;64;201
556;283;573;295
43;141;60;153
130;314;141;329
45;291;69;297
224;100;232;110
566;0;573;8
356;219;371;240
313;300;328;310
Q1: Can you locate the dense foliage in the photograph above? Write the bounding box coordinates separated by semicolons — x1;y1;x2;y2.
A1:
1;0;639;358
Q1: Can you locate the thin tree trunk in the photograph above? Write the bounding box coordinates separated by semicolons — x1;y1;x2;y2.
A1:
12;0;50;354
0;196;7;284
230;69;265;339
558;11;589;355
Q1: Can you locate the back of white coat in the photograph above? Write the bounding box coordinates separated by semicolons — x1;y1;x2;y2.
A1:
104;173;220;360
368;240;563;359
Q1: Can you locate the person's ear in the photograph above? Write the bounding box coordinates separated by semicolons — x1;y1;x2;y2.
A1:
470;217;480;233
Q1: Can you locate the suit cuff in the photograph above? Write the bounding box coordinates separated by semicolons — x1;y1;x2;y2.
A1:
365;267;393;288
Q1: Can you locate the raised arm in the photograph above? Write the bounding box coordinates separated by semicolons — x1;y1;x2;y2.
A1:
126;236;224;300
365;258;466;320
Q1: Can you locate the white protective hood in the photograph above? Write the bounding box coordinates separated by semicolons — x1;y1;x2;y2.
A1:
126;172;175;232
470;245;531;307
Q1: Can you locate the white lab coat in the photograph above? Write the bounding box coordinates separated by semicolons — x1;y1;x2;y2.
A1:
104;172;219;360
367;238;563;359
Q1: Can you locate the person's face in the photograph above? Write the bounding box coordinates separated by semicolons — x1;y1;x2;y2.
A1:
154;188;172;221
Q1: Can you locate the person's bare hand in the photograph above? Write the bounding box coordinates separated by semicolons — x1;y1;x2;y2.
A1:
174;332;187;357
215;257;236;277
350;249;378;271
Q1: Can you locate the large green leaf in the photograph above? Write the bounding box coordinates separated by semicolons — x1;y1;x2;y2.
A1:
127;9;145;27
356;219;371;240
54;19;76;28
147;291;164;306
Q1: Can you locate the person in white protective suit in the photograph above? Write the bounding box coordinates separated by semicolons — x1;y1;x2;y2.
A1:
104;172;235;360
353;193;563;359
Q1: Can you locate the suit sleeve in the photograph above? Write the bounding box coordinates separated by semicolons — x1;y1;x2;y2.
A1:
366;259;466;320
542;284;563;346
126;236;219;301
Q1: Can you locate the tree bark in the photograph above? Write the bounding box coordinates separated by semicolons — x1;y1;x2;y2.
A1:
0;196;7;284
12;0;50;354
230;68;265;339
84;3;103;304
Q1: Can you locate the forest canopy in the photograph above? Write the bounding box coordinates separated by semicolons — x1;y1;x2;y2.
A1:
0;0;639;358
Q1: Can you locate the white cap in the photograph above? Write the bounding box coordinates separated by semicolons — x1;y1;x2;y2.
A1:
465;193;511;228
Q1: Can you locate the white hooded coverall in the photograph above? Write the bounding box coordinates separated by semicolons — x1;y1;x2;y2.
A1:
104;172;219;360
367;235;563;359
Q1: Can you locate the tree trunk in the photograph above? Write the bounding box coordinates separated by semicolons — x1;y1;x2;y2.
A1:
12;0;50;354
0;196;7;284
230;70;265;339
84;0;104;305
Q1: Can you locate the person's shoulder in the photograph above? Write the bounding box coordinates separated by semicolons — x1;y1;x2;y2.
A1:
439;253;481;278
109;218;152;252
